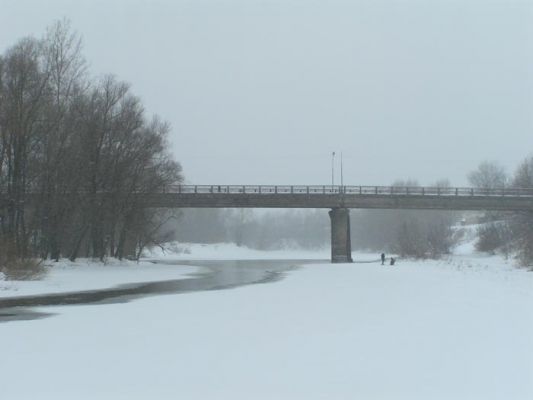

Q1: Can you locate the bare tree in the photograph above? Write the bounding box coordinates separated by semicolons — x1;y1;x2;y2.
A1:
37;19;87;260
1;21;184;266
0;37;50;257
468;161;508;189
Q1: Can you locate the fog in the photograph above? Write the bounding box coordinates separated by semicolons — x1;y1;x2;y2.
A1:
1;0;532;186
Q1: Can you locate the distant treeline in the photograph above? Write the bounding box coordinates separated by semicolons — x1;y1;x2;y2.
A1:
170;204;460;259
172;209;330;250
0;20;182;265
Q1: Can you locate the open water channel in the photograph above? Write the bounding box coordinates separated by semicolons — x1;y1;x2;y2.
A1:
0;259;325;323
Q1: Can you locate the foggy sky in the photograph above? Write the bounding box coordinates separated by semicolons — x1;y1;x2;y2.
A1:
1;0;532;186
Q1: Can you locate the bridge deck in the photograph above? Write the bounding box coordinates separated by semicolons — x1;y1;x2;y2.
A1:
140;185;533;211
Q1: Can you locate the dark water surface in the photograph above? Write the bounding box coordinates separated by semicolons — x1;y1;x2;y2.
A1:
0;259;325;323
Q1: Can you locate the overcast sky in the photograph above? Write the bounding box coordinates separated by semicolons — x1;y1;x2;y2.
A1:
1;0;532;186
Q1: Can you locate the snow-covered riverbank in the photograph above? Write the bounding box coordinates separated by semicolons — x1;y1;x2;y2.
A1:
1;242;532;399
0;243;328;298
0;259;201;298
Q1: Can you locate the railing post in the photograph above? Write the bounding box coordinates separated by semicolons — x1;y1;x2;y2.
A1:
437;187;440;196
455;188;458;196
471;188;474;196
259;186;261;194
178;185;181;193
359;186;362;195
323;185;325;194
194;185;197;194
243;185;246;193
291;186;294;194
422;187;425;195
375;186;378;194
307;186;309;194
275;186;278;194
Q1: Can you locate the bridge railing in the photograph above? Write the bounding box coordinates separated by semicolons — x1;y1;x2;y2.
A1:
164;185;533;197
2;185;532;198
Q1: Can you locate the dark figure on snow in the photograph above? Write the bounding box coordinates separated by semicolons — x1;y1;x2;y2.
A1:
381;253;385;265
390;257;396;266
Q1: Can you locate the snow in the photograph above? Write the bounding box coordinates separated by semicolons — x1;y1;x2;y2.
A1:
1;238;533;399
0;258;200;298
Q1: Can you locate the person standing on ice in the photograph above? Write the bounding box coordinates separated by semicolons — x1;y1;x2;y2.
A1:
381;253;385;265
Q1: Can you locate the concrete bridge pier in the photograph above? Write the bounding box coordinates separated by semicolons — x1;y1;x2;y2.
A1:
328;208;353;263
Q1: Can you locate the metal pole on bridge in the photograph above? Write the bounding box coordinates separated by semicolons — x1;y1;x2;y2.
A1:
340;152;344;187
332;151;335;186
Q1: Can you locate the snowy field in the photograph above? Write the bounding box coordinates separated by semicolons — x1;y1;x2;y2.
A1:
1;242;532;399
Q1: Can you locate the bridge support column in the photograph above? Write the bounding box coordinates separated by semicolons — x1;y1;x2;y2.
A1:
329;208;353;263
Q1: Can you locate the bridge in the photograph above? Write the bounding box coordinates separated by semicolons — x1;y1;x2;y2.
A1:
140;185;533;263
4;185;532;263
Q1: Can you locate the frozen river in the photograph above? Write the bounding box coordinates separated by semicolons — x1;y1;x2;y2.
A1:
1;252;532;400
0;259;322;322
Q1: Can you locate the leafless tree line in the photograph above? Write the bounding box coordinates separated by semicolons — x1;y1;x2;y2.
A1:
0;20;182;264
172;201;458;259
